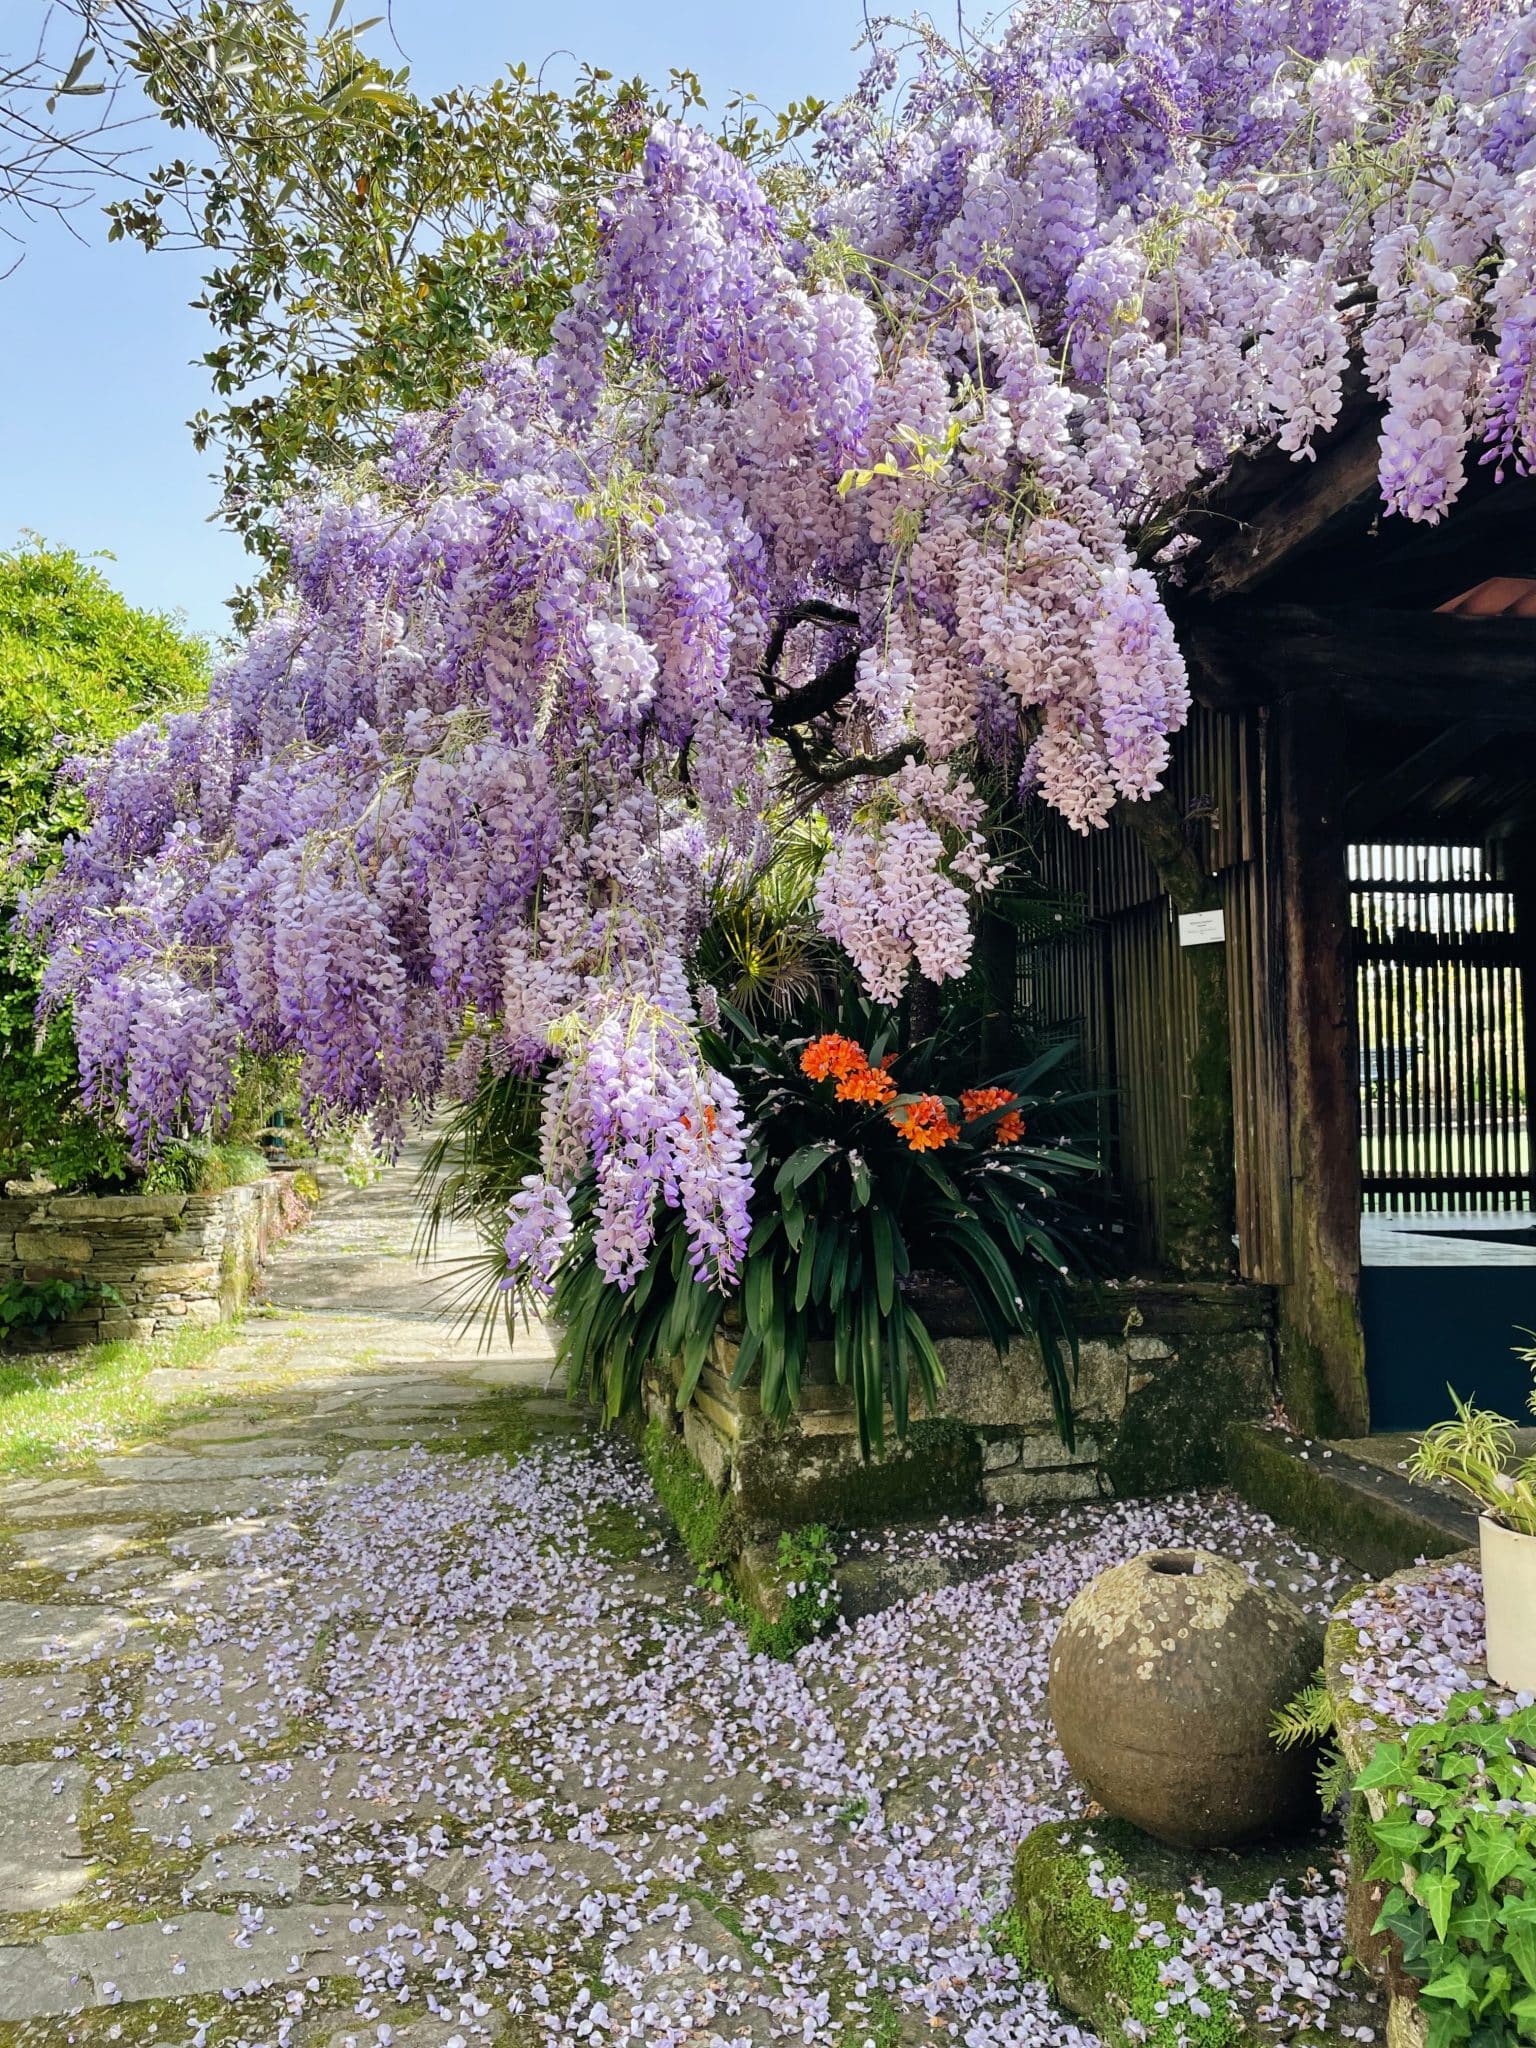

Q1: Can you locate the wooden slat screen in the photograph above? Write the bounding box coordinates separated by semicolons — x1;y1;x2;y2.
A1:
1019;704;1290;1280
1351;844;1530;1211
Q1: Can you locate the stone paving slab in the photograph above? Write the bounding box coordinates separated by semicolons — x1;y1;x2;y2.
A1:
0;1762;90;1911
34;1900;354;1998
68;1557;178;1600
0;1671;94;1741
8;1476;301;1522
128;1754;432;1848
95;1450;329;1481
4;1526;150;1573
161;1521;299;1573
0;1941;86;2022
0;1601;132;1664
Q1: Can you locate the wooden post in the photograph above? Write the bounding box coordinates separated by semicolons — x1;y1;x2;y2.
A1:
1274;691;1369;1435
975;908;1020;1072
1503;837;1536;1211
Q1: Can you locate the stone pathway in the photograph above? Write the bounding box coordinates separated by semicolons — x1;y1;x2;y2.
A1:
0;1150;1382;2048
0;1149;564;2043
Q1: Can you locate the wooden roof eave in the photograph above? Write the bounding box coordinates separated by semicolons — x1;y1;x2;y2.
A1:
1184;420;1384;604
1182;602;1536;728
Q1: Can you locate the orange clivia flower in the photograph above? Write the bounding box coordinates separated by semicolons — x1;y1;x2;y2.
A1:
960;1085;1026;1146
890;1094;961;1150
836;1062;896;1106
800;1033;868;1083
960;1086;1013;1120
801;1033;898;1105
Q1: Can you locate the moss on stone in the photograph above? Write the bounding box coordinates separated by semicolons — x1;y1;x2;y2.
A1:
586;1501;654;1561
731;1523;838;1657
437;1388;534;1463
835;1987;904;2047
1276;1289;1367;1441
731;1415;981;1535
1225;1422;1471;1578
641;1414;743;1571
1007;1819;1250;2047
1107;1335;1271;1497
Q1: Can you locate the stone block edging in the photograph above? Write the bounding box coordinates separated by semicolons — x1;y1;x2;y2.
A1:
646;1278;1277;1541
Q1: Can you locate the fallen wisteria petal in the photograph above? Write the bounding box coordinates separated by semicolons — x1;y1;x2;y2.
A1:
57;1425;1408;2048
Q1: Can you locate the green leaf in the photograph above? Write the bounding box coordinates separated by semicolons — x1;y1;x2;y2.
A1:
1421;1958;1476;2009
870;1207;896;1317
774;1142;834;1197
1417;1868;1457;1945
1355;1744;1409;1793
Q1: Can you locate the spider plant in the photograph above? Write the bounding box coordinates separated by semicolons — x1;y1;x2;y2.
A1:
1411;1380;1536;1537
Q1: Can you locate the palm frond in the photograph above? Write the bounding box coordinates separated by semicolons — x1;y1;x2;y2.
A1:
414;1061;543;1263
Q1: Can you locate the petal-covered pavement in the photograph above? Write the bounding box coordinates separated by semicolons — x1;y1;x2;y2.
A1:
0;1156;1382;2047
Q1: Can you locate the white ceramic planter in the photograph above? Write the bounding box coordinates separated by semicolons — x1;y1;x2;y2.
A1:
1479;1516;1536;1694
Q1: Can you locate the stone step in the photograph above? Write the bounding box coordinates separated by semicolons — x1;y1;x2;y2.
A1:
1225;1420;1476;1578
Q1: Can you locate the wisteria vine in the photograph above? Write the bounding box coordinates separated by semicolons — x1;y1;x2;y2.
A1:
28;0;1536;1291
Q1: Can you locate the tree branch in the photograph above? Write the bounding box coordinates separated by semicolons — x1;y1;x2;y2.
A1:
781;727;924;787
758;599;922;784
766;649;860;733
759;600;861;733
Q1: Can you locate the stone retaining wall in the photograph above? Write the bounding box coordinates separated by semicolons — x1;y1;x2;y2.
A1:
0;1173;313;1349
644;1280;1276;1541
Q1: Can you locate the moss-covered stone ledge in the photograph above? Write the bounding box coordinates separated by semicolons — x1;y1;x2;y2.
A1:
0;1174;313;1349
1226;1424;1476;1578
1005;1816;1381;2046
642;1280;1276;1545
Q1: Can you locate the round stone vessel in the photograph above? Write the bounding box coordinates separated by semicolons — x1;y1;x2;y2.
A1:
1047;1548;1323;1849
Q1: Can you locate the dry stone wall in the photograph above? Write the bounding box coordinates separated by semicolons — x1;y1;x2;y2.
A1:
0;1175;312;1348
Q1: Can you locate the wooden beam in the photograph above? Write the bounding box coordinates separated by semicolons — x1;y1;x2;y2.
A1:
1183;605;1536;726
1193;423;1382;602
1345;722;1500;835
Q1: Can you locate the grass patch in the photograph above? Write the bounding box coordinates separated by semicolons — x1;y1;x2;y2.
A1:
0;1319;237;1474
432;1388;535;1462
837;1987;905;2048
587;1502;655;1560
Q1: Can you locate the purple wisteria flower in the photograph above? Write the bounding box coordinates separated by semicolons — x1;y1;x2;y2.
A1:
26;0;1536;1287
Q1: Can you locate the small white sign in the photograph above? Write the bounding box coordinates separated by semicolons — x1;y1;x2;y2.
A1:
1178;909;1227;948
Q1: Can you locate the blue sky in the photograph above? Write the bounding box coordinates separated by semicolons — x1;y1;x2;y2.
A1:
1;2;870;644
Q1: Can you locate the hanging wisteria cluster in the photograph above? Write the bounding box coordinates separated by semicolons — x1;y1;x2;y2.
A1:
28;0;1536;1290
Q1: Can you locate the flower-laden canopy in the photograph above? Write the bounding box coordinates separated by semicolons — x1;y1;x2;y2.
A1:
30;0;1536;1292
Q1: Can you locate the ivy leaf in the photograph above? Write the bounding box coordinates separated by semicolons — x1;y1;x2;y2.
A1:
1417;1869;1458;1945
1422;1956;1476;2009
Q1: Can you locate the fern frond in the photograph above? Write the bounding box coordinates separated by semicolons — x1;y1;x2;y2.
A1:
1271;1679;1334;1751
1316;1748;1353;1815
